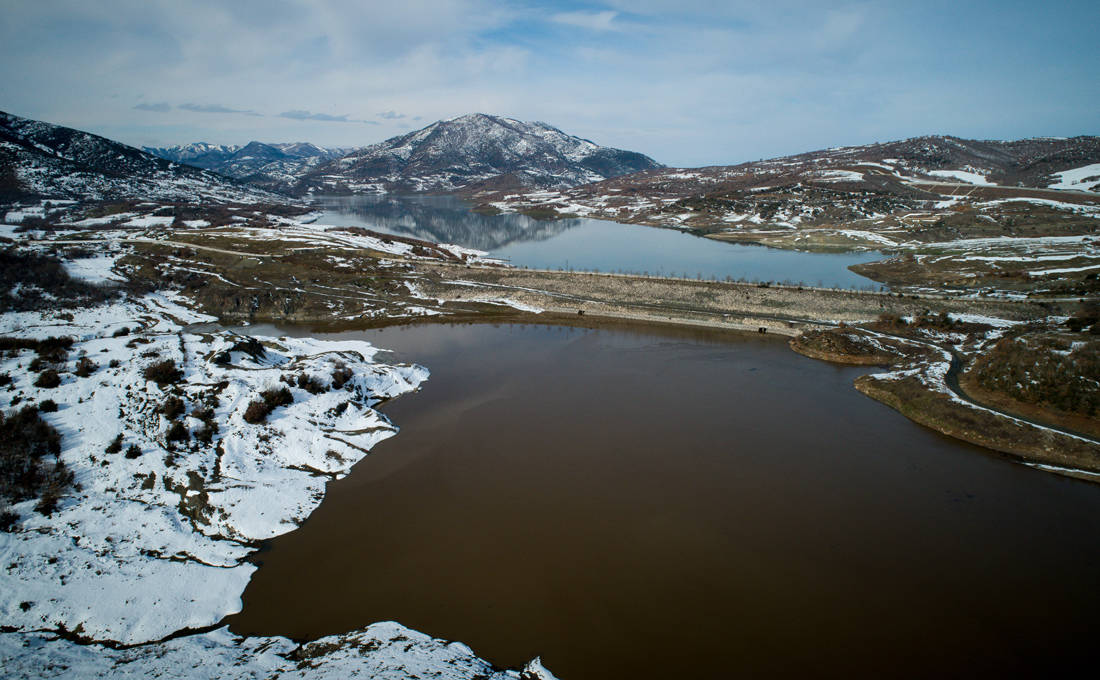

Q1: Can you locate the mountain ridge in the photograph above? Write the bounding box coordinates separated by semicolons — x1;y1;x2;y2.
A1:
144;140;352;193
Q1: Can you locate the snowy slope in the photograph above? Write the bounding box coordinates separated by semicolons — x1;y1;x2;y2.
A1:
0;110;285;204
1048;162;1100;192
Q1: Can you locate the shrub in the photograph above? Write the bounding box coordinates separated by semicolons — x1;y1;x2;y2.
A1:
0;406;67;508
192;406;218;444
35;477;67;516
0;374;10;387
112;326;130;337
243;399;271;424
166;420;189;443
161;395;185;420
109;359;120;368
124;444;142;459
143;359;182;386
262;386;294;408
0;336;72;355
0;508;17;532
74;356;97;377
194;423;215;444
295;373;325;395
34;369;61;388
331;364;354;389
38;400;58;413
105;434;123;454
34;338;71;365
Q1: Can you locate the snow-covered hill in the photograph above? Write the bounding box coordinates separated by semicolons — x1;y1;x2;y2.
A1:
298;113;663;194
145;141;351;192
0;111;284;204
481;134;1100;245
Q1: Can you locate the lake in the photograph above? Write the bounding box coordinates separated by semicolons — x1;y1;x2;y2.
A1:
227;322;1100;679
312;194;882;289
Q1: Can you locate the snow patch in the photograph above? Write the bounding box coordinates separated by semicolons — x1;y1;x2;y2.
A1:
1048;163;1100;192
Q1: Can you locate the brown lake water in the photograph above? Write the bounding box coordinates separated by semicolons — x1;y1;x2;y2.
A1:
226;322;1100;679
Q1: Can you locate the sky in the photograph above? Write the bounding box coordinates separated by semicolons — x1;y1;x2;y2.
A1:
0;0;1097;167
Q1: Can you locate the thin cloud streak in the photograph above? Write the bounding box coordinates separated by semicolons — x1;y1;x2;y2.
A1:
278;110;362;123
133;102;172;113
178;103;261;116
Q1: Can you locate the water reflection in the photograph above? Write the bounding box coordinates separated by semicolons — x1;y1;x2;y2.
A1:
312;193;580;251
312;194;883;289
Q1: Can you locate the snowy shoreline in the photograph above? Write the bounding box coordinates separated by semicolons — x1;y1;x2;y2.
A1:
0;291;553;677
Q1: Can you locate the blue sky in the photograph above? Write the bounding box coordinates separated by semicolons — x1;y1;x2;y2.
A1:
0;0;1096;166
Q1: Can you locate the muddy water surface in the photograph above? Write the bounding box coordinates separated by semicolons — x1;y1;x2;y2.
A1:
227;323;1100;679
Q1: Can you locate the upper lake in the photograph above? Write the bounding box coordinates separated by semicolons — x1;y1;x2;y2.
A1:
312;194;882;289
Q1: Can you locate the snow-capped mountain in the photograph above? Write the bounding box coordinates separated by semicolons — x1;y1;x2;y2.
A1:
145;140;351;192
0;110;283;204
298;113;663;194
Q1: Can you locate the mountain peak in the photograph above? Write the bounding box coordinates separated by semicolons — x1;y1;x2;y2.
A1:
300;114;663;194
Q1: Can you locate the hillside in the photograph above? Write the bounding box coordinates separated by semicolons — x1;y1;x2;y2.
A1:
0;111;283;204
297;113;663;194
483;134;1100;247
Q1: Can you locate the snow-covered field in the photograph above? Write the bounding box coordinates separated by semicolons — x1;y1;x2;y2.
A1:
927;169;994;185
1048;163;1100;192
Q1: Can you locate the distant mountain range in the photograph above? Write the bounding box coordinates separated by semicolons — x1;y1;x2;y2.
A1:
4;107;1097;223
0;110;281;204
142;114;663;196
143;141;352;193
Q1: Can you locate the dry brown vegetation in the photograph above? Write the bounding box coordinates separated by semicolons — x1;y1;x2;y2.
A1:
143;359;183;386
0;248;115;312
858;373;1100;475
0;406;71;521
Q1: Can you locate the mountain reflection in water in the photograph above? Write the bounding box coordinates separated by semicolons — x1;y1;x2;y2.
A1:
311;194;882;289
313;193;579;251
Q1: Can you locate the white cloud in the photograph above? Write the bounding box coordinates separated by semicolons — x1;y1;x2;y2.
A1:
550;10;620;32
816;6;866;49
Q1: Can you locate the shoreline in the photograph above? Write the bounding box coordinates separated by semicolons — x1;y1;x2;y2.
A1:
219;291;1100;484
